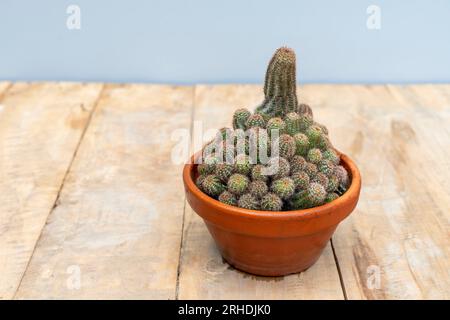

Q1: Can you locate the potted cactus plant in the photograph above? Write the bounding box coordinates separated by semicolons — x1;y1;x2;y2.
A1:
183;47;361;276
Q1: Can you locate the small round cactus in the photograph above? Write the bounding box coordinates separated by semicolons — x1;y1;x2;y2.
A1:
266;117;286;135
306;125;327;149
308;182;327;206
307;148;322;164
298;114;313;132
318;159;336;177
201;174;226;197
297;103;313;117
227;173;249;195
246;113;266;129
325;192;339;203
293;133;309;156
233;108;251;130
261;193;283;211
247;127;270;163
290;155;306;173
284;112;301;136
198;155;219;175
291;171;310;190
334;165;350;189
234;154;252;175
218;191;238;206
304;162;318;178
326;175;339;193
278;134;296;159
312;172;329;189
315;122;329;135
267;156;291;179
238;193;260;210
196;174;207;189
251;164;269;182
214;163;234;183
271;177;295;200
322;149;339;165
249;180;269;198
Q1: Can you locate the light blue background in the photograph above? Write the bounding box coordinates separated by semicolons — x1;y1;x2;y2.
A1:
0;0;449;84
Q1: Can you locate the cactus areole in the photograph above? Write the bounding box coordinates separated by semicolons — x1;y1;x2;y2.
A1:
182;47;361;276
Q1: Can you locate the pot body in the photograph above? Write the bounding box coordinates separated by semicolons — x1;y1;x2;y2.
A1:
205;222;337;276
183;153;361;276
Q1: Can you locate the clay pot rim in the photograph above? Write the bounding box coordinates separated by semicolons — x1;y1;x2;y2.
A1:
183;151;361;221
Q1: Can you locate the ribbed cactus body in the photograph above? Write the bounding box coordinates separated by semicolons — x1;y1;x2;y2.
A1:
256;47;298;118
261;193;283;211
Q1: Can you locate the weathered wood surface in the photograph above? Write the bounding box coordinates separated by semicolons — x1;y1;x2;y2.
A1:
306;84;450;299
14;85;193;299
0;82;103;299
0;83;449;299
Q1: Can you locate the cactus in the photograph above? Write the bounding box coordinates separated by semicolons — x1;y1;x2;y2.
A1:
322;149;339;165
291;171;310;190
299;114;313;132
219;191;238;206
249;180;269;198
298;103;313;117
312;172;329;189
325;192;339;203
307;148;322;164
234;154;252;175
284;112;301;136
278;134;296;159
251;164;269;182
246;113;266;129
266;117;286;135
261;193;283;211
290;155;306;173
305;125;328;149
303;162;318;179
268;156;291;179
255;47;298;118
326;175;339;193
195;47;351;211
200;175;226;197
271;177;295;200
215;163;234;183
238;193;260;210
227;173;249;196
318;159;336;177
293;133;310;156
233;108;251;130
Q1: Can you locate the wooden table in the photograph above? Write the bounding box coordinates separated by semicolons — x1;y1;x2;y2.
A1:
0;82;449;299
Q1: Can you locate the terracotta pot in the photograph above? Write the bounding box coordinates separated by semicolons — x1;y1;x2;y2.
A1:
182;152;361;276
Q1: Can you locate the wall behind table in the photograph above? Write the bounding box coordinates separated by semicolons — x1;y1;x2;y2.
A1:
0;0;449;84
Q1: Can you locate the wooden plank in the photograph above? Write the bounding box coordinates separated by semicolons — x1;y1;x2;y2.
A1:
322;85;450;299
0;82;103;299
15;84;194;299
177;85;345;299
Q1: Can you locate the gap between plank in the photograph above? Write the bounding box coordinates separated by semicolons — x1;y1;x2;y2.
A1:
0;83;14;102
175;85;197;300
12;84;106;299
330;238;348;300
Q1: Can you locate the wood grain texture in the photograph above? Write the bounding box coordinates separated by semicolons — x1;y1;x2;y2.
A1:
308;84;450;299
3;83;449;300
177;85;345;299
15;84;194;299
0;82;103;299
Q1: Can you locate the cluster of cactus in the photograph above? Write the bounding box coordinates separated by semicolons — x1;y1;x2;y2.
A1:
196;47;350;211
